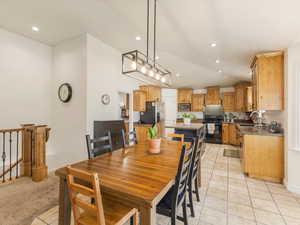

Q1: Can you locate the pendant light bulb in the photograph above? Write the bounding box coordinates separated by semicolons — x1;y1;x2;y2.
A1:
161;76;166;83
149;70;154;77
155;73;160;80
131;61;137;70
141;66;147;74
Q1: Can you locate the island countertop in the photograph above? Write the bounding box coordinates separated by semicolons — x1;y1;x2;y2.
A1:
165;123;205;130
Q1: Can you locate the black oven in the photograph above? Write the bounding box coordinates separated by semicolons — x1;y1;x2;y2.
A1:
204;114;224;144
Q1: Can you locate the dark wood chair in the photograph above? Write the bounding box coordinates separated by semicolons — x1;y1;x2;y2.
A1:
121;128;138;147
187;128;205;217
66;166;139;225
156;141;196;225
85;132;113;159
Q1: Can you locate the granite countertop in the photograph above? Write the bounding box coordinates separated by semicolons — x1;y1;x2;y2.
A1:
176;119;204;123
165;123;205;130
237;124;284;137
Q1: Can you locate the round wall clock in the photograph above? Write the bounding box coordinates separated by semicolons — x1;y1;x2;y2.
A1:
101;94;111;105
58;83;72;103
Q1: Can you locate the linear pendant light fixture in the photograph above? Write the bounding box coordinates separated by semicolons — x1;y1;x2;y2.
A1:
122;0;172;87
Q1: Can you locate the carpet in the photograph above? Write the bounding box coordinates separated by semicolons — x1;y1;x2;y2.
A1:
0;173;59;225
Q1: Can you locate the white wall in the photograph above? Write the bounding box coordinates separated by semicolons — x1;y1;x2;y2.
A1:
50;35;87;170
86;34;141;135
285;44;300;194
0;28;52;128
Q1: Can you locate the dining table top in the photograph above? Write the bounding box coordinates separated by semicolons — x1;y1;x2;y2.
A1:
55;140;182;207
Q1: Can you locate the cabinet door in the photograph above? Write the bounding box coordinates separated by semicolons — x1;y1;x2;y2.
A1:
229;124;237;145
206;87;220;105
133;90;146;111
192;94;205;112
222;124;229;144
148;86;161;102
178;89;193;104
252;66;258;111
223;92;235;112
135;126;149;143
246;87;253;112
235;87;244;112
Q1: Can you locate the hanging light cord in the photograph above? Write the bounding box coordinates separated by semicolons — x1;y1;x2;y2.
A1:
146;0;149;62
153;0;157;68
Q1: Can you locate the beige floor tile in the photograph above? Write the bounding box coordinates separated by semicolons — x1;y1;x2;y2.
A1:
229;184;249;195
229;171;245;180
38;206;59;224
206;187;227;201
249;189;273;201
203;196;227;213
229;177;247;186
31;218;47;225
254;209;285;225
227;215;257;225
228;191;251;207
268;186;294;197
284;216;300;225
251;198;279;213
278;204;300;219
247;182;269;192
273;194;300;208
228;202;255;221
199;207;227;225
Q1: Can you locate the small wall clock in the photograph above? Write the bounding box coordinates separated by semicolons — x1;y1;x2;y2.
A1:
58;83;72;103
101;94;111;105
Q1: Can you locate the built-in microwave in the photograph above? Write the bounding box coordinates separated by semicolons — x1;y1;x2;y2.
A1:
178;104;191;112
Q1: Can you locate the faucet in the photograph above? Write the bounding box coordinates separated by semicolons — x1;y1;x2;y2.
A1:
250;110;266;128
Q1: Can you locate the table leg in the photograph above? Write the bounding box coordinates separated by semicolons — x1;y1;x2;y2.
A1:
58;177;71;225
139;205;157;225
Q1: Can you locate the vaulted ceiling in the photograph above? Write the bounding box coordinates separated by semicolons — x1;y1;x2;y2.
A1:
0;0;299;88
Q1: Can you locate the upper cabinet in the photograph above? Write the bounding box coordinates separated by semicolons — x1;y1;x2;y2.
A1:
192;94;205;112
235;82;252;112
246;87;253;112
178;88;193;104
222;92;235;112
206;87;221;105
133;90;146;112
140;85;161;102
251;51;284;111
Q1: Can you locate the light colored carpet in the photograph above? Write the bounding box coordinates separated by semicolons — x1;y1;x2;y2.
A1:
0;173;59;225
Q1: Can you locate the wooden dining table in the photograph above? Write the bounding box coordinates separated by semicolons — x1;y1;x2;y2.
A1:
55;140;183;225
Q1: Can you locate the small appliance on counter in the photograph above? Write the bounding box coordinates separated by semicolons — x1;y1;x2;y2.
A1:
269;121;282;133
178;104;191;112
140;102;160;124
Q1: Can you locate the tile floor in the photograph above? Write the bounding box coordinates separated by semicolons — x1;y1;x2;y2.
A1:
31;144;300;225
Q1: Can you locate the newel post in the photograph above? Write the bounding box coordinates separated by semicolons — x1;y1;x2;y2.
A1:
21;124;35;177
31;125;51;182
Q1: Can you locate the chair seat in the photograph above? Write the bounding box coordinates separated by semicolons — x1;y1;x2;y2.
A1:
78;197;137;225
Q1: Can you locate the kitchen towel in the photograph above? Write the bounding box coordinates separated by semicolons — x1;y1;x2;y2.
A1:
207;123;215;134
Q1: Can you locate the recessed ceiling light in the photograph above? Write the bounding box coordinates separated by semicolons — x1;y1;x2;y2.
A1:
218;69;222;73
176;73;180;77
32;26;39;32
135;36;141;41
210;42;217;47
216;59;220;64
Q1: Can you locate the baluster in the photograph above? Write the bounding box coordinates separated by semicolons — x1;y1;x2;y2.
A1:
16;131;19;178
2;133;6;183
9;132;12;180
31;130;34;176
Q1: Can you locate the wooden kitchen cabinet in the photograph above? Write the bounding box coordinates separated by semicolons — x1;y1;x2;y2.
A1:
135;123;161;143
235;82;251;112
140;85;161;102
251;51;284;111
222;92;235;112
242;134;284;183
206;87;221;105
192;94;205;112
133;90;146;112
229;123;238;145
222;123;229;144
178;88;193;104
246;87;253;112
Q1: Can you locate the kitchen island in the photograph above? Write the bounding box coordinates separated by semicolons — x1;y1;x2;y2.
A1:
165;123;205;142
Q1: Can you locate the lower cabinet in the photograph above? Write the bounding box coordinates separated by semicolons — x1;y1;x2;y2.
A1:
222;123;239;145
241;134;284;183
222;124;229;144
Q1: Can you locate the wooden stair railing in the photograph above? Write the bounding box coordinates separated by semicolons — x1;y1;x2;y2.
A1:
0;124;51;183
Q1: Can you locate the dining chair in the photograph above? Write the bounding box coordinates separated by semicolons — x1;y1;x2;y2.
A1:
121;128;138;147
156;140;196;225
167;133;184;145
85;131;113;159
187;129;205;217
66;166;139;225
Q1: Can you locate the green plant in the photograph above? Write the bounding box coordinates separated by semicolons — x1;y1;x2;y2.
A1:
181;113;196;120
148;124;159;139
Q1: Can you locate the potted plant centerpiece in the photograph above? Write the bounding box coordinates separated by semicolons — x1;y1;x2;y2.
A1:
148;124;161;154
182;113;196;125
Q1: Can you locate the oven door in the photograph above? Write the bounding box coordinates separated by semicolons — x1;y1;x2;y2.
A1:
205;122;222;144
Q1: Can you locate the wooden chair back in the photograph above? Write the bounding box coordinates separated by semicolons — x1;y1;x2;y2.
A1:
86;132;113;159
121;128;138;147
66;166;105;225
167;133;184;144
173;140;195;208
